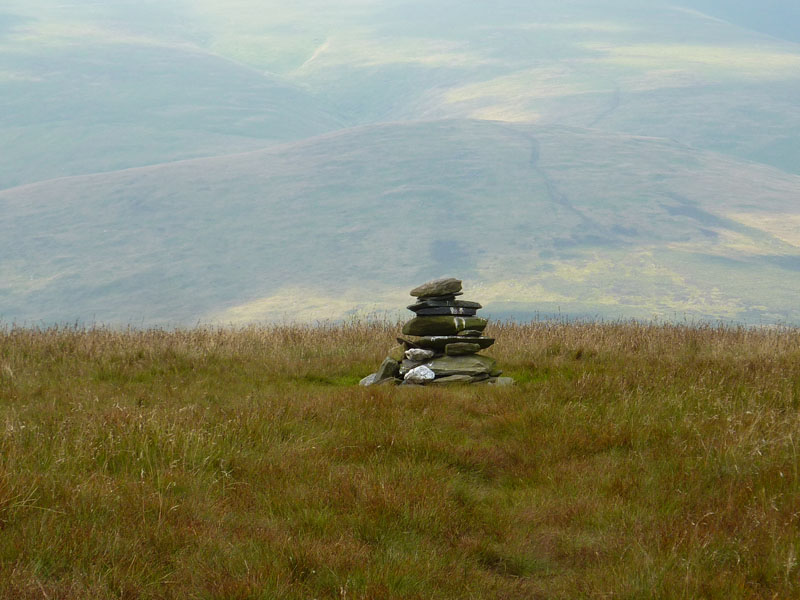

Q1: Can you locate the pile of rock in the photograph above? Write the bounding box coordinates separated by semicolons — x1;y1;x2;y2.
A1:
360;278;513;386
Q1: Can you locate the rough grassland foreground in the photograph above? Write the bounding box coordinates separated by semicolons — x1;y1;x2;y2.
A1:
1;321;799;599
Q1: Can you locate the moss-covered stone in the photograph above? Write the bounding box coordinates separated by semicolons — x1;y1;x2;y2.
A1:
444;342;481;356
375;357;400;381
387;345;406;362
402;316;487;336
410;336;495;351
457;330;483;338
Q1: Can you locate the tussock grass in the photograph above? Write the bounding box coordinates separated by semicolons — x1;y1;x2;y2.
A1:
1;320;799;599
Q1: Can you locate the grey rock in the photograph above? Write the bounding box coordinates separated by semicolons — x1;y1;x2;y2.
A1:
445;342;482;356
491;377;515;386
410;278;462;298
407;299;482;311
404;365;436;384
427;355;497;377
410;336;495;351
375;357;400;381
374;377;401;386
429;374;473;385
405;348;435;361
402;316;487;336
359;373;378;386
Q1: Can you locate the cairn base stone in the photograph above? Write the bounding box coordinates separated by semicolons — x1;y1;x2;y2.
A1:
404;365;436;384
427;354;497;377
375;357;400;381
429;374;473;385
400;358;424;375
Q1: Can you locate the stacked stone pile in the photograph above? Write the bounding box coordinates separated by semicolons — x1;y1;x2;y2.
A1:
360;278;513;387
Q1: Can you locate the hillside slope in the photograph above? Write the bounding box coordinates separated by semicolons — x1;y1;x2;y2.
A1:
2;119;799;325
0;26;344;189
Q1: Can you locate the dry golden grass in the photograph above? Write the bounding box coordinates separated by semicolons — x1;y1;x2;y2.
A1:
1;320;799;599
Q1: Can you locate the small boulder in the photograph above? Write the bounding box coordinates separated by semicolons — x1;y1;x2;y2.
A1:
359;373;378;386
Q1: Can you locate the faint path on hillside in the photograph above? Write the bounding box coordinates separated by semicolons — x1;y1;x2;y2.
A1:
587;85;621;129
525;133;595;228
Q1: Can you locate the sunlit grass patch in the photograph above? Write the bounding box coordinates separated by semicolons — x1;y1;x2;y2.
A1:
590;43;800;80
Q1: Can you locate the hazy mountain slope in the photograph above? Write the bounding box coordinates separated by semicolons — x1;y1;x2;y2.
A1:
2;119;799;325
184;0;800;173
520;80;800;175
0;11;344;190
362;3;800;172
3;0;798;184
682;0;800;44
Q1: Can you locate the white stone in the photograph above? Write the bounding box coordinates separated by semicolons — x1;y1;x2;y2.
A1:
405;348;435;361
403;365;435;384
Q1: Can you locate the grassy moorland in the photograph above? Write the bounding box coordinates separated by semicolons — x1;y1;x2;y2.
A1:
0;321;799;599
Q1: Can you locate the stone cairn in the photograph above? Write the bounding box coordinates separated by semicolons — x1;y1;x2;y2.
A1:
360;277;514;387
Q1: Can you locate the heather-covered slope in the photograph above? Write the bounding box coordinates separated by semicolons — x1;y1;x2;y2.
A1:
0;3;344;189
